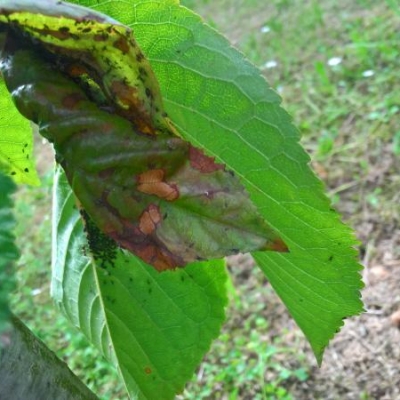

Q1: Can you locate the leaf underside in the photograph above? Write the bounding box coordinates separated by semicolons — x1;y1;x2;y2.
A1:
52;167;228;399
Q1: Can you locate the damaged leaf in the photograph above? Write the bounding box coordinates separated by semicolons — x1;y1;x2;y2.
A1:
0;2;287;270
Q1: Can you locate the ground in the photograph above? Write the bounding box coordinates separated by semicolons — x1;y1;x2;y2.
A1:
220;252;400;399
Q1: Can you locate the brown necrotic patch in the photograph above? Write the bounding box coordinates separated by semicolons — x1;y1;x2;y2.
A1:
139;204;161;235
57;26;70;40
269;237;289;253
93;32;109;41
136;52;144;62
62;92;86;109
189;145;225;173
113;36;129;54
109;80;155;134
136;169;179;201
65;63;90;78
136;245;183;272
104;203;185;271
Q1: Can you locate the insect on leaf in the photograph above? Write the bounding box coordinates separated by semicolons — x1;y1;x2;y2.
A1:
0;1;287;270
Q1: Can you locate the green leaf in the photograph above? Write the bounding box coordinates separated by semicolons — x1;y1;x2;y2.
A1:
0;77;40;186
70;0;363;362
0;171;18;333
51;167;228;399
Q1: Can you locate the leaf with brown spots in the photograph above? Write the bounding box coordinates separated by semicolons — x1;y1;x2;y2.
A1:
0;1;287;271
136;169;179;201
0;0;170;135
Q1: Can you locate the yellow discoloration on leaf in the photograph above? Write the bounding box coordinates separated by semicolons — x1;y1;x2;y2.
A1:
0;79;40;186
0;8;168;134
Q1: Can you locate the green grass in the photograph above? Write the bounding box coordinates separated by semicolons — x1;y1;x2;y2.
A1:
10;0;400;398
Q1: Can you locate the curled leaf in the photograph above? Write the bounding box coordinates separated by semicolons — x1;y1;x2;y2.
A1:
0;1;287;270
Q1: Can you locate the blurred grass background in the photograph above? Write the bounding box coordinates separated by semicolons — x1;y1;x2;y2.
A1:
10;0;399;399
